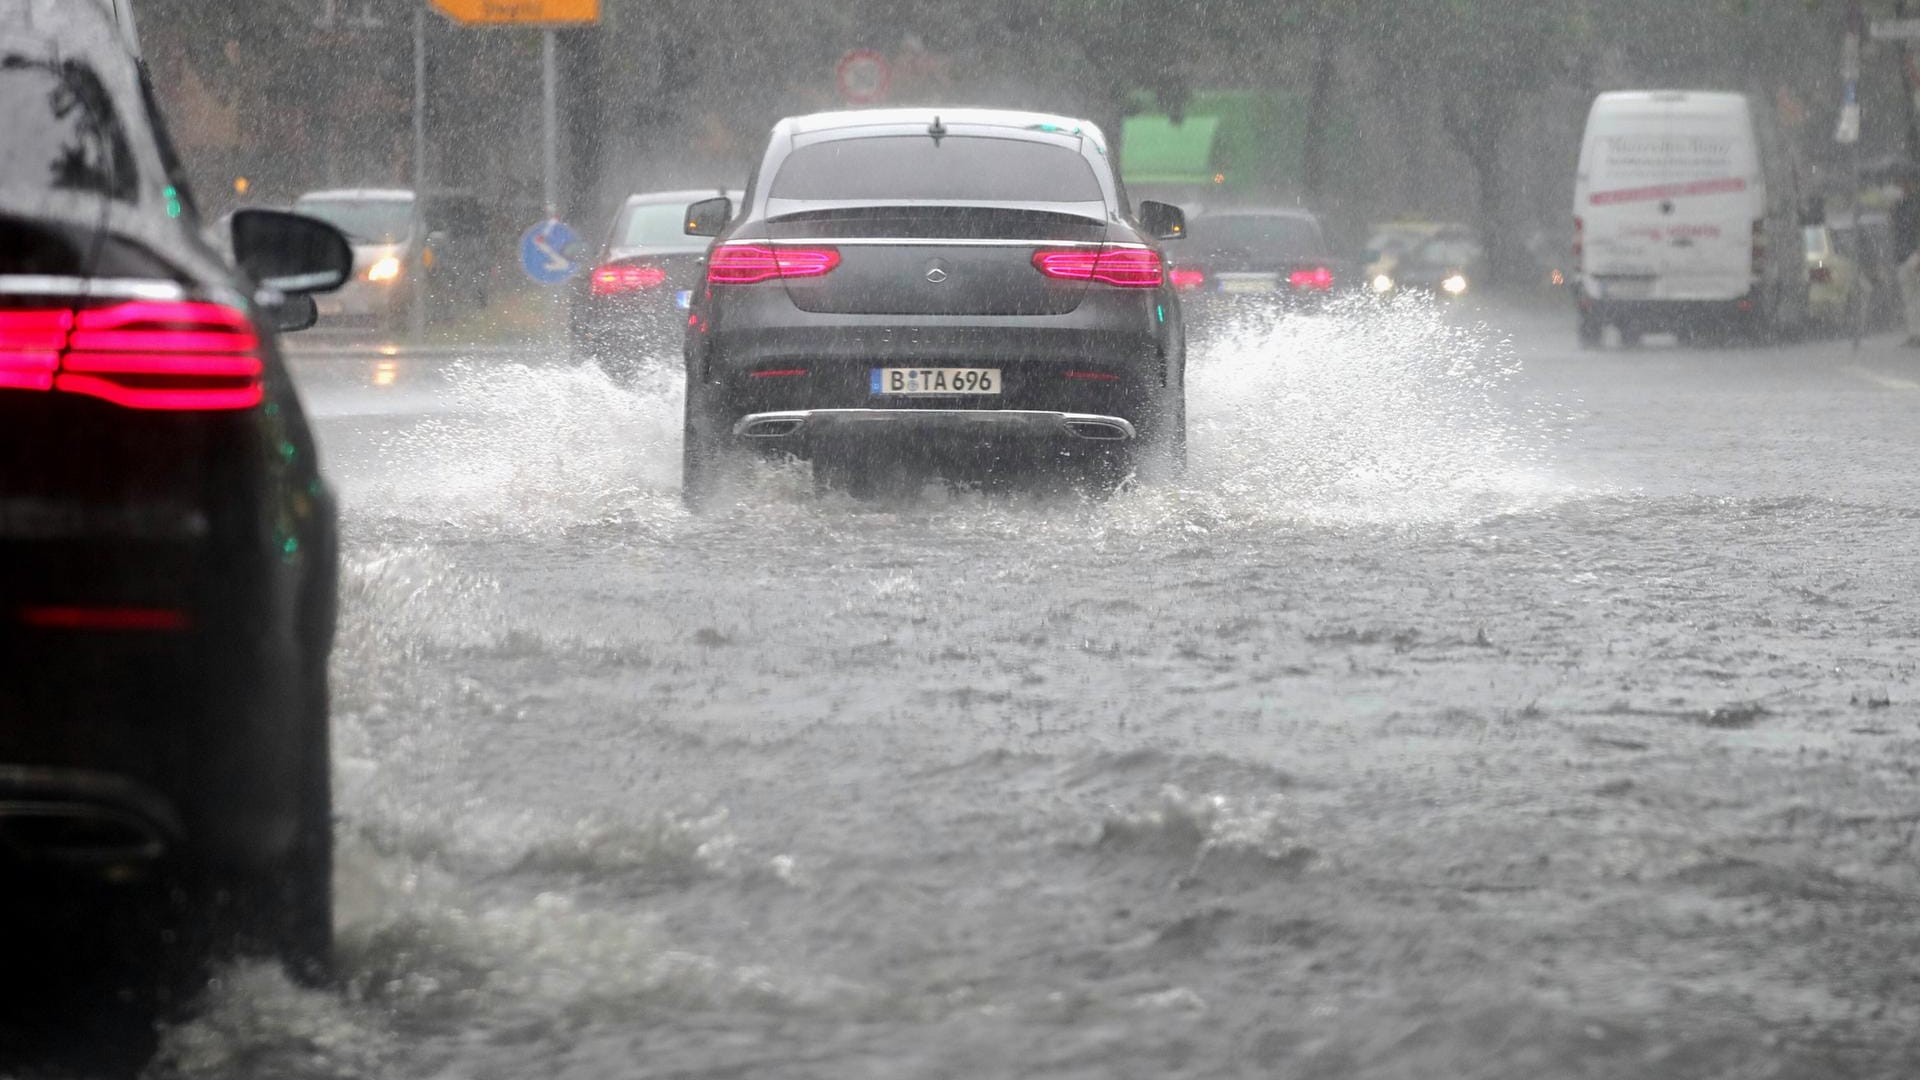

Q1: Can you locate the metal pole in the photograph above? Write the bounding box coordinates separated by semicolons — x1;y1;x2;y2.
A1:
410;5;428;343
542;28;558;216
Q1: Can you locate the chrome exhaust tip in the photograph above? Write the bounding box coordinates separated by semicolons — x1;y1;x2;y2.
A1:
734;413;808;438
0;804;172;867
1061;417;1134;441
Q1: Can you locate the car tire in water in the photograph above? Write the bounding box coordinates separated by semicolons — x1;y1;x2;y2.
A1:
176;655;334;986
1577;312;1603;349
682;389;738;512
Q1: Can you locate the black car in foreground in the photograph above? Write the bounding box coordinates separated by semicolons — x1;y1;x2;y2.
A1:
680;108;1187;505
573;187;741;381
1;0;351;982
1168;207;1351;316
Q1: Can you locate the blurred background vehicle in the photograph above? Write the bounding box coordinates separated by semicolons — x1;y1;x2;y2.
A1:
1363;220;1454;293
1169;208;1352;324
1381;226;1487;300
291;187;490;332
1572;91;1808;347
571;187;739;381
1803;220;1870;331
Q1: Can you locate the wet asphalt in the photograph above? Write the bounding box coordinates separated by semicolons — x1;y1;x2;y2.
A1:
12;296;1920;1078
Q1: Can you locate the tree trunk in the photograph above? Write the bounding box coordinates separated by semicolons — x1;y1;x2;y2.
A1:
1443;95;1522;288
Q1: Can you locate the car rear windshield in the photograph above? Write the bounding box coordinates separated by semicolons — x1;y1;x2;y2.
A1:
769;136;1104;203
1188;214;1325;259
294;198;414;243
0;54;139;201
617;201;705;249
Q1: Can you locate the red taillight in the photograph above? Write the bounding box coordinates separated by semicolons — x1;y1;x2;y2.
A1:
19;605;191;631
748;368;808;378
1572;216;1584;261
707;244;841;285
62;301;262;411
0;308;68;391
1288;267;1335;291
1064;370;1120;381
1168;267;1207;291
591;262;669;295
1032;246;1165;288
0;301;261;411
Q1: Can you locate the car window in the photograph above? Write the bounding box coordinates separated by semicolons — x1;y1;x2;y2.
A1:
1414;234;1483;265
293;198;414;243
1189;214;1325;259
0;53;139;201
769;136;1104;202
617;201;707;249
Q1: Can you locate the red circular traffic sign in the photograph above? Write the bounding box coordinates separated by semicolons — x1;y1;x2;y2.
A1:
836;48;891;105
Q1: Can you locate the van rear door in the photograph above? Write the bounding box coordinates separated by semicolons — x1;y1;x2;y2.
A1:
1580;100;1759;303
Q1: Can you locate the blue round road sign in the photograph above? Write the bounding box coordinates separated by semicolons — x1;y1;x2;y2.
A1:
520;219;579;285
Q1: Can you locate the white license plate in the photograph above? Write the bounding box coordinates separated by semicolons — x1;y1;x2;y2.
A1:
1600;278;1654;300
870;367;1001;396
673;289;693;309
1218;275;1281;294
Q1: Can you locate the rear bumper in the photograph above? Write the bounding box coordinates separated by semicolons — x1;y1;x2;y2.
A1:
1576;290;1760;330
736;408;1133;441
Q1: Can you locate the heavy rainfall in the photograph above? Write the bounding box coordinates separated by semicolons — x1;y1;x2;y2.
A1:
2;1;1920;1077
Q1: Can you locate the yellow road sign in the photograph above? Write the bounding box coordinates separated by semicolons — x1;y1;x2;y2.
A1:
429;0;598;24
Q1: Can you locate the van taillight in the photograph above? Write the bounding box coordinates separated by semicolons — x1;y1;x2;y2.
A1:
707;245;841;285
1572;216;1584;261
1032;246;1164;288
0;300;262;411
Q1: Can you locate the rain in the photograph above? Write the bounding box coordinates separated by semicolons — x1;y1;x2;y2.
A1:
4;1;1920;1077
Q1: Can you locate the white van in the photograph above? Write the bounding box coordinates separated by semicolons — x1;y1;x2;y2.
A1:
1573;91;1808;346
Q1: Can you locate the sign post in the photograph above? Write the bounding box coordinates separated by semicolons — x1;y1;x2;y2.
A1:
1847;5;1867;351
411;5;428;342
428;0;600;214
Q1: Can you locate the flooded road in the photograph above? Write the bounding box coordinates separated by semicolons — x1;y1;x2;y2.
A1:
152;302;1920;1077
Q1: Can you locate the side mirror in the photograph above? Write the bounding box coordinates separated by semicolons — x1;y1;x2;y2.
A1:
231;209;352;294
1138;200;1186;241
269;292;319;333
685;196;733;237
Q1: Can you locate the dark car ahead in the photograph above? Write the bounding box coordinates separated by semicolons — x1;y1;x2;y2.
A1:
1167;208;1351;315
573;187;742;381
1;0;351;981
1385;226;1487;301
680;108;1188;504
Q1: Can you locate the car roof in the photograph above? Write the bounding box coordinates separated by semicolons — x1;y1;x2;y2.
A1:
778;107;1104;145
622;188;744;207
295;188;416;203
0;0;129;58
1591;90;1749;116
1194;207;1321;221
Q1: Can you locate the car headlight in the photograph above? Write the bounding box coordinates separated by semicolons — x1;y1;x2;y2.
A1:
1441;273;1469;296
367;255;402;283
1371;273;1395;294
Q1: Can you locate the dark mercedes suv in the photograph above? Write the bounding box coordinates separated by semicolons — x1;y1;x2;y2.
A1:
1;0;351;982
680;109;1187;505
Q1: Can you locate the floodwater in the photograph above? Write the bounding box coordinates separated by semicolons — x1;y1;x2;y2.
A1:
143;298;1920;1078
